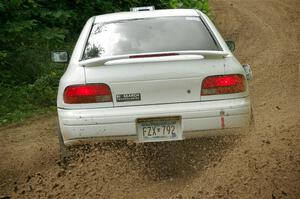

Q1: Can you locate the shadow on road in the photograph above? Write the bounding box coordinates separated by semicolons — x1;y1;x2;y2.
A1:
69;134;240;181
127;135;239;180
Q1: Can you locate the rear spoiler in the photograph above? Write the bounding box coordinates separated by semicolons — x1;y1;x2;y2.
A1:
79;51;230;67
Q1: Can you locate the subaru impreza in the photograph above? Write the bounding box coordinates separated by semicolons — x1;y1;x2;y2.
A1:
52;7;253;155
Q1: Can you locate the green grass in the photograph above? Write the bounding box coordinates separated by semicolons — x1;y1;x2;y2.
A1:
0;106;56;126
0;68;64;126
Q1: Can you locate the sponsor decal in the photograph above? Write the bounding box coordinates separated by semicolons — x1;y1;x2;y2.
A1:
116;93;141;102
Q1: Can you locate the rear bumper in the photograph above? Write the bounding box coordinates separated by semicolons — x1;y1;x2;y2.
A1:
58;97;251;145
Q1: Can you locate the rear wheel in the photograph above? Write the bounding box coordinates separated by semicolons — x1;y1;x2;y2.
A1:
57;123;71;164
243;106;255;135
250;106;255;128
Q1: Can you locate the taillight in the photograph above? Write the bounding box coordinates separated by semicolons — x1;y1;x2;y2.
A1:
201;74;245;95
64;84;112;104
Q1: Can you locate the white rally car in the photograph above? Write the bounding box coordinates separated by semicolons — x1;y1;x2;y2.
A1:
52;7;253;153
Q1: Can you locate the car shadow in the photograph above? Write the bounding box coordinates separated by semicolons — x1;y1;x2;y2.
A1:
70;134;241;181
125;135;240;180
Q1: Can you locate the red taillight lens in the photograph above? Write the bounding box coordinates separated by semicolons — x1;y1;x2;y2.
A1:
64;84;112;104
201;74;245;95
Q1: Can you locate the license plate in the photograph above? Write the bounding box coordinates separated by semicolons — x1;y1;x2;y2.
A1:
136;116;182;142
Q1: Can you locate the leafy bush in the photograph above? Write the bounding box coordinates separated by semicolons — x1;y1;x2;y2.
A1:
0;67;64;124
0;0;210;125
167;0;210;14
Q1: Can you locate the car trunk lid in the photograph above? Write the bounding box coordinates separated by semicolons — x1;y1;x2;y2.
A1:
83;56;225;107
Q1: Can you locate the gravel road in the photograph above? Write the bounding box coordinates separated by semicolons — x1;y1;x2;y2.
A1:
0;0;299;198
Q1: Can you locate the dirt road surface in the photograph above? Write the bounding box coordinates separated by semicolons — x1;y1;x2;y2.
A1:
1;0;299;198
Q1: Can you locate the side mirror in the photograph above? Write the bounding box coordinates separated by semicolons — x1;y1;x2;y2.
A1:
51;51;69;63
225;40;235;52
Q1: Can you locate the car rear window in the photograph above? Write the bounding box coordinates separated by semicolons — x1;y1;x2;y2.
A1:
82;16;220;60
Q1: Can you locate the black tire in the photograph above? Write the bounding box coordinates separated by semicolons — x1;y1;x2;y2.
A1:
246;106;255;134
57;123;71;164
250;106;255;127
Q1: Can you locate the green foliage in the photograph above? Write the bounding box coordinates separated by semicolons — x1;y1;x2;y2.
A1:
167;0;210;14
0;0;210;125
0;67;64;125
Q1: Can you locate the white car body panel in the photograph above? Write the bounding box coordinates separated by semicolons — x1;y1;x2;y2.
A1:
93;9;200;24
58;97;250;145
83;58;248;107
57;9;252;145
